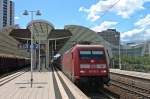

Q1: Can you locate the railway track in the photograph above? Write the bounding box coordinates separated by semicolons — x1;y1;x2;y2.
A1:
52;66;118;99
52;66;88;99
74;76;118;99
88;89;117;99
110;81;150;99
0;69;28;86
105;71;150;99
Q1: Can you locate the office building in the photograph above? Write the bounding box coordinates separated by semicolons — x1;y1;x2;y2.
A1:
98;29;120;46
0;0;14;29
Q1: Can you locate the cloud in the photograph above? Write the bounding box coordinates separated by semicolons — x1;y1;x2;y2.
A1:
79;7;88;12
79;6;101;22
122;14;150;42
115;0;146;18
145;29;150;35
79;0;111;21
91;21;118;32
79;0;150;21
135;14;150;27
121;28;144;38
15;16;20;20
122;29;150;42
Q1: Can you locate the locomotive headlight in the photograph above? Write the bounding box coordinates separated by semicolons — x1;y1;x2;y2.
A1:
101;70;107;73
80;64;90;68
96;64;106;68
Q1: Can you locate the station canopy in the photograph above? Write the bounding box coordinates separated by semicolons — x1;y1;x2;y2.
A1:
10;20;107;55
27;20;54;41
58;25;106;54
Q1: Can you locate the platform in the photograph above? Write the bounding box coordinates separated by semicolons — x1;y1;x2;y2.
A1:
0;67;88;99
0;69;56;99
110;69;150;80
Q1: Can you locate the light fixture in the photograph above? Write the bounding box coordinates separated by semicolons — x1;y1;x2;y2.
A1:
23;10;29;15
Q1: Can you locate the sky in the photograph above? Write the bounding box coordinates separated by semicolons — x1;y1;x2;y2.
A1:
13;0;150;43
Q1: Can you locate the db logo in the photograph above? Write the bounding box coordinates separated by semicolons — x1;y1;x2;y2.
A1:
90;59;95;63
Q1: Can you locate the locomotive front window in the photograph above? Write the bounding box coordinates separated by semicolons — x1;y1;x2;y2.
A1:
92;51;104;59
80;51;91;59
80;51;91;54
79;50;104;60
92;51;103;55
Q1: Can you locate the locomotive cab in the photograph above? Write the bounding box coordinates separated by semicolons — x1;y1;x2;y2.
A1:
79;50;108;76
72;45;110;85
62;44;110;87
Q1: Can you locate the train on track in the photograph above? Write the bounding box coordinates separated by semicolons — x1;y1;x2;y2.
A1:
53;44;110;87
0;55;30;74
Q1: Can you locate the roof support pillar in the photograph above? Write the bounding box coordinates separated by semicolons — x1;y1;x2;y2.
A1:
55;40;56;50
46;40;49;68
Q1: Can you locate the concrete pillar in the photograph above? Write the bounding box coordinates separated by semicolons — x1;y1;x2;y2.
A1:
52;41;54;59
148;42;150;56
38;40;41;71
46;40;49;68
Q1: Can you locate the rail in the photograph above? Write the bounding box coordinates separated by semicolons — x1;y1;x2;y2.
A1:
105;69;150;99
53;66;89;99
0;69;28;86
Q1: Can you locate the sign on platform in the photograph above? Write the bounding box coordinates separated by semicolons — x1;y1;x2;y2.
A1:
18;43;39;49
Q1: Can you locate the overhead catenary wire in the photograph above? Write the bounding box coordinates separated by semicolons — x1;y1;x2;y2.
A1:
99;0;121;19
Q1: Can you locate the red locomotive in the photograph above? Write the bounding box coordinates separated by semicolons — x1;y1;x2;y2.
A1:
61;44;110;86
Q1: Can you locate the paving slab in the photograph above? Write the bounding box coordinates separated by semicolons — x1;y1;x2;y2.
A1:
110;69;150;80
0;71;56;99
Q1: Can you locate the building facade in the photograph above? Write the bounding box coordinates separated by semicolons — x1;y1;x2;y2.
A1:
111;41;150;57
0;0;14;29
97;29;150;57
98;29;120;46
9;0;14;25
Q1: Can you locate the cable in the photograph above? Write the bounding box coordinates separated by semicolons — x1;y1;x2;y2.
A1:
99;0;121;19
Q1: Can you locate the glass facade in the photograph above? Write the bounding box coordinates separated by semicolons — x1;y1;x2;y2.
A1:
10;1;13;25
0;0;14;29
3;0;7;27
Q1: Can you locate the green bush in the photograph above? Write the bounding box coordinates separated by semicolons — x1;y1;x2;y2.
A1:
112;55;150;72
